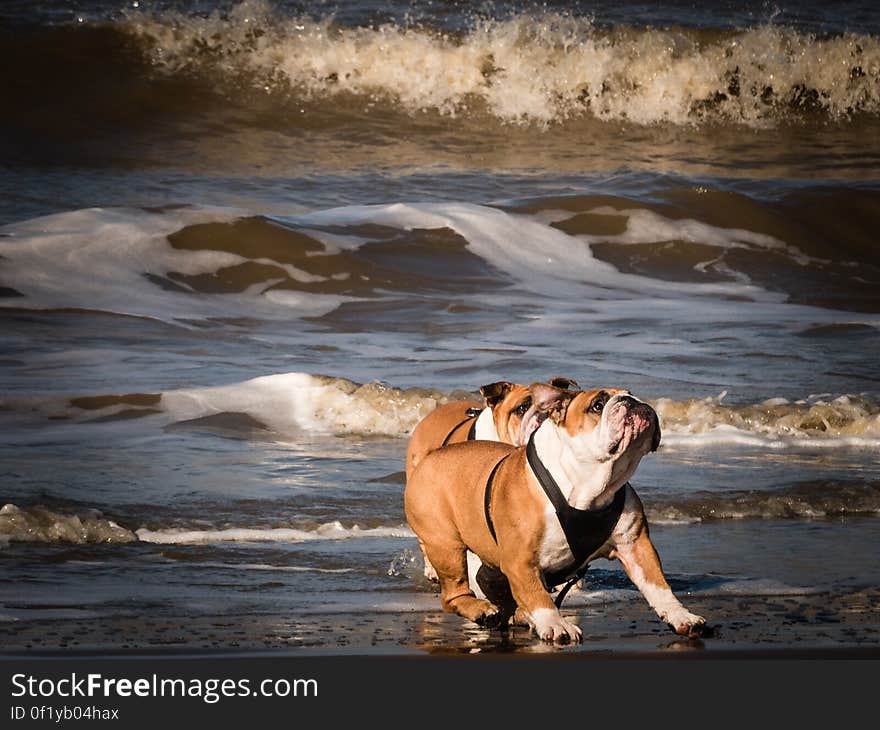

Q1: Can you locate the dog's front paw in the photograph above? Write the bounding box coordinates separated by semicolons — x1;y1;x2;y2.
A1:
474;604;505;630
530;608;582;644
664;609;707;638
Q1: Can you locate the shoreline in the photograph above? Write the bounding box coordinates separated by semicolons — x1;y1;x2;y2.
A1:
2;587;878;658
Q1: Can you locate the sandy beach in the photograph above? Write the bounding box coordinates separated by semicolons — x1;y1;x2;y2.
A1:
3;585;879;657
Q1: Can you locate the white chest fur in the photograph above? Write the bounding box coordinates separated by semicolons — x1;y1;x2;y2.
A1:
530;422;625;579
473;406;500;441
537;504;575;575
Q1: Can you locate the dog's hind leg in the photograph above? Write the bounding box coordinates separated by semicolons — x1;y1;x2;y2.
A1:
418;538;439;582
423;541;503;628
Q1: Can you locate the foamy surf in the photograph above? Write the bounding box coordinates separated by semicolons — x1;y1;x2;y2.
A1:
4;199;875;334
158;372;452;437
178;562;357;574
0;206;355;324
126;2;880;127
6;370;879;446
280;201;780;301
161;378;880;446
0;504;137;545
135;521;414;545
0;201;782;324
655;392;880;448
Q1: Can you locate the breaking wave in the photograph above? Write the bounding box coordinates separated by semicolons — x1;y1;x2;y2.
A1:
0;504;137;545
6;372;879;447
655;391;880;448
125;1;880;126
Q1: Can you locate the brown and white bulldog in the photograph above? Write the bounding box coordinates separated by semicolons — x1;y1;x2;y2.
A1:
404;382;707;643
405;376;578;481
406;377;578;581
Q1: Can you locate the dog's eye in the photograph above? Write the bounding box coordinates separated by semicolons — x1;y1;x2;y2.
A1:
513;397;532;416
588;394;608;414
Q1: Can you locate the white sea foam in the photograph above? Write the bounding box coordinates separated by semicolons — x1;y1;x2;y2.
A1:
14;367;877;446
654;391;880;449
0;206;353;323
4;200;870;329
580;206;822;267
136;520;414;544
282;201;779;302
128;1;880;126
160;374;880;445
159;371;448;436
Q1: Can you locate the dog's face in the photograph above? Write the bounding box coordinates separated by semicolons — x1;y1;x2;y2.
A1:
530;383;661;488
480;377;579;446
480;382;540;445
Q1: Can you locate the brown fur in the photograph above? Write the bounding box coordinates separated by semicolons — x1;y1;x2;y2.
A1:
405;400;483;480
405;440;551;624
404;383;531;481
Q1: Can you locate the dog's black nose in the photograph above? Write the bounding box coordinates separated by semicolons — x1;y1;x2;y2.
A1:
618;395;653;415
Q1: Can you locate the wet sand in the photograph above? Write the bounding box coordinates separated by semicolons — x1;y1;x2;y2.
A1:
3;587;879;657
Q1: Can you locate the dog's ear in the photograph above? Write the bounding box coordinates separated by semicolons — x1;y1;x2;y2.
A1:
651;419;662;453
529;382;576;425
479;381;514;409
547;376;579;391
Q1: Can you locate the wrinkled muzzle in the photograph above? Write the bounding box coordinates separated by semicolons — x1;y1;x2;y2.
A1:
604;395;661;455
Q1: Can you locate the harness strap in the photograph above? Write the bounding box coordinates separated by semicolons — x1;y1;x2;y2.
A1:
553;562;592;609
440;408;483;447
525;433;569;514
526;432;628;589
481;434;628;611
483;454;511;542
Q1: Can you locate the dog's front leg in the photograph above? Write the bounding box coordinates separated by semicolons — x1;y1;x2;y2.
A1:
502;560;582;643
612;527;706;637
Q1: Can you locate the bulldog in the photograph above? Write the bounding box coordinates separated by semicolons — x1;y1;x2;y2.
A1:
405;376;578;481
404;382;707;643
406;377;578;581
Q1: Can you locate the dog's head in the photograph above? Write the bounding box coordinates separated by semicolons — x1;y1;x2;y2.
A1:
480;376;580;446
529;382;660;486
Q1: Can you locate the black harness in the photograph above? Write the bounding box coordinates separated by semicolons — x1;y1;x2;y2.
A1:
440;407;483;446
483;432;628;607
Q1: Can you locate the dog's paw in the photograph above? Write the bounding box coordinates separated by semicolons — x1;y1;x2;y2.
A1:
530;608;583;644
510;607;531;627
664;609;708;638
474;604;505;630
